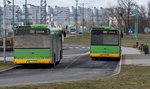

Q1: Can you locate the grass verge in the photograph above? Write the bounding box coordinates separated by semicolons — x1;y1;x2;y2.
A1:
0;61;15;71
0;65;150;89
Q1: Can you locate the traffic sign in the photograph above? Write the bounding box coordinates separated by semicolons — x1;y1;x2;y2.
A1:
128;29;133;34
144;27;150;33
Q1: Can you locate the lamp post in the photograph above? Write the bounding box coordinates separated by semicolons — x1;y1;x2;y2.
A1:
3;0;6;63
81;3;84;40
36;7;38;24
75;0;78;40
0;7;1;35
92;9;94;27
24;0;27;25
12;0;14;34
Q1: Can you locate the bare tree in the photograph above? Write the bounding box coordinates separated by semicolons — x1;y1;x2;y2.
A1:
148;2;150;27
117;0;136;34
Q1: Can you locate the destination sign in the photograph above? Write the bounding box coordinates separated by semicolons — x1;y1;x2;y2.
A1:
15;28;50;35
92;30;118;35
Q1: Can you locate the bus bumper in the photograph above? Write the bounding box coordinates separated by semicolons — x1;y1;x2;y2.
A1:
90;53;120;58
13;58;52;64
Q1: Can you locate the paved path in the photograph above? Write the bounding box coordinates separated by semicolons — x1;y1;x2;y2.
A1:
121;47;150;66
121;47;141;55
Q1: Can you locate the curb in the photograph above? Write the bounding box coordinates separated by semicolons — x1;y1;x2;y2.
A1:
108;56;122;77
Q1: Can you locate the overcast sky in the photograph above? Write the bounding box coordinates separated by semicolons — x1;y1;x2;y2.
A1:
0;0;149;8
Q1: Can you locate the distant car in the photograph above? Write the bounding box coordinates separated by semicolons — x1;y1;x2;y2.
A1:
70;29;76;35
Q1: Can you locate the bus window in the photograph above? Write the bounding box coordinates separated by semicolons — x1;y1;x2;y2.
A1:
14;28;50;49
91;30;119;46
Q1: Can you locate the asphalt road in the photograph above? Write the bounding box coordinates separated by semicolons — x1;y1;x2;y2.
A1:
0;44;120;86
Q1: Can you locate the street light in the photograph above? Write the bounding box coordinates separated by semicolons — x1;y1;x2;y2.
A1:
3;0;6;63
36;7;38;24
12;0;15;34
81;3;84;40
2;0;11;63
24;0;27;25
92;8;94;27
0;7;2;35
75;0;79;40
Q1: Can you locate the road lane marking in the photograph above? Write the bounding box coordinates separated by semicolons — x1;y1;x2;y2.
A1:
63;52;90;70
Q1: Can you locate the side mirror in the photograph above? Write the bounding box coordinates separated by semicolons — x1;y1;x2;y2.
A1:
121;32;123;38
63;31;66;38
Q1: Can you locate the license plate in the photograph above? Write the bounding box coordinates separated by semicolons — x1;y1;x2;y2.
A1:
101;55;108;57
28;61;37;63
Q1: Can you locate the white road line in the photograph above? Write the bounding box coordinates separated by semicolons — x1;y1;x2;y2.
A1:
69;47;73;49
82;47;86;49
75;47;79;49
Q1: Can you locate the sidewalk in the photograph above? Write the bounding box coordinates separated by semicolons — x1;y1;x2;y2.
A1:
121;47;150;66
121;47;141;55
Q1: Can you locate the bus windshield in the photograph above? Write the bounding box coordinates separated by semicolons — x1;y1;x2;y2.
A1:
14;28;51;48
91;30;119;46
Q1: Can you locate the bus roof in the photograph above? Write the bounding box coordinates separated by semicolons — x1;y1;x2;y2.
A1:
16;24;49;29
31;24;49;28
92;27;118;30
16;24;62;34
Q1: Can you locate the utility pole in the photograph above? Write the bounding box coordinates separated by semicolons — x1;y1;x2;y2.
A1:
36;7;38;24
40;0;46;24
81;3;84;40
3;0;6;63
127;0;130;33
92;9;94;27
134;5;138;40
75;0;78;40
24;0;27;25
12;0;15;34
0;7;1;35
68;14;70;24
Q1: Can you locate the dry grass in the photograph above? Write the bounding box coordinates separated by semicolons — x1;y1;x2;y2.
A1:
0;61;15;70
122;34;150;47
1;65;150;89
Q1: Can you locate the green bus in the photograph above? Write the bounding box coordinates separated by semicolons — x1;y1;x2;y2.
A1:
13;24;63;66
90;27;121;60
